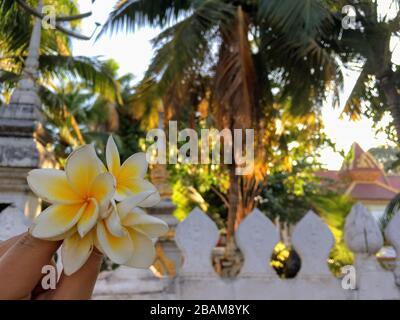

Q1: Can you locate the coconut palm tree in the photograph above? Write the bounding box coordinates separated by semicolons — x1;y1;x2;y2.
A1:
41;59;143;166
336;0;400;139
100;0;343;243
332;0;400;223
0;0;120;105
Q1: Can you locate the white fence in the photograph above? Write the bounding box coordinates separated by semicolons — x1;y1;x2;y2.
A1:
93;203;400;300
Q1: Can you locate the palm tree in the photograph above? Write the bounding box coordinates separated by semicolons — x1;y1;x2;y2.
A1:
41;59;144;166
336;0;400;139
100;0;343;244
0;0;120;106
332;1;400;223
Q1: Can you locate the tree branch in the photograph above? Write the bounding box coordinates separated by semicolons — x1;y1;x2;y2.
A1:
16;0;92;21
16;0;93;40
210;185;230;210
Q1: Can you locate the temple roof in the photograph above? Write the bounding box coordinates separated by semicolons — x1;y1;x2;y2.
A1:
317;143;400;201
348;182;398;200
341;142;383;172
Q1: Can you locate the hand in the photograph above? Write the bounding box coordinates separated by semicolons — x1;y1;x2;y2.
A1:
0;232;102;300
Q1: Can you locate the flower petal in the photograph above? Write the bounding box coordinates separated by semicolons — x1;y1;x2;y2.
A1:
106;135;121;176
118;152;147;181
105;205;126;237
96;221;133;264
116;191;157;219
31;203;85;239
65;145;104;197
122;208;168;238
89;172;116;207
35;226;77;241
116;179;160;205
27;169;82;204
77;198;99;238
93;230;104;254
139;190;160;207
124;229;155;268
62;231;94;275
100;199;116;219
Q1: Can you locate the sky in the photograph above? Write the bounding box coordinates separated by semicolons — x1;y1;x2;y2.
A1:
72;0;396;170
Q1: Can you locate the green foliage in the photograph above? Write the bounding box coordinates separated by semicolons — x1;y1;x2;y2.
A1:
99;0;192;36
369;145;400;174
333;0;400;140
257;160;355;277
258;0;342;114
171;165;228;229
144;0;236;94
270;242;292;278
167;120;229;227
39;55;121;103
101;0;343;119
0;1;120;108
342;144;355;169
368;145;400;232
0;1;364;278
116;107;145;161
310;195;354;276
39;59;143;165
380;192;400;232
99;0;351;244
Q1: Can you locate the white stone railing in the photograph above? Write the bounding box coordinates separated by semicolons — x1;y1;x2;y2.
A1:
93;203;400;300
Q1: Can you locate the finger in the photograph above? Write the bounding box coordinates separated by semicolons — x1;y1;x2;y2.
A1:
40;250;103;300
0;233;26;257
0;233;35;300
31;258;58;300
0;233;61;300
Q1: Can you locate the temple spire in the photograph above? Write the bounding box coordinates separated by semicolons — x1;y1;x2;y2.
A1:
0;0;56;227
0;0;95;241
9;0;42;109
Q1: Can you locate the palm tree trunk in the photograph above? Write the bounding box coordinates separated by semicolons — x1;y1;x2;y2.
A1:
227;164;239;245
380;72;400;140
69;113;85;145
216;6;256;247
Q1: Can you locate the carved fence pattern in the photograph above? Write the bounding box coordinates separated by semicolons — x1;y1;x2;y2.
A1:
94;203;400;300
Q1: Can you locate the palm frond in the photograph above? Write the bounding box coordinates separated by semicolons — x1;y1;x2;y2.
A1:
0;0;31;55
380;192;400;231
215;5;256;129
38;55;122;104
262;29;340;114
0;0;79;55
98;0;192;38
129;0;235;123
258;0;334;37
145;0;235;94
0;69;20;87
256;0;341;114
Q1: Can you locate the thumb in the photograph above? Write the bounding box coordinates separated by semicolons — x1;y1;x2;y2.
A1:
0;232;61;300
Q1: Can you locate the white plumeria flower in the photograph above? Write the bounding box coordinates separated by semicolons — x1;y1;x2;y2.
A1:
27;145;115;240
27;139;166;275
27;145;116;275
96;191;168;268
61;229;98;275
106;135;160;205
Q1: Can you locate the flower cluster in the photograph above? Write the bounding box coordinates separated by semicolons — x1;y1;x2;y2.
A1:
27;136;168;275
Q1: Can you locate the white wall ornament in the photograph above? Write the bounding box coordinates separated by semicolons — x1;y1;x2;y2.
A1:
175;207;219;277
385;211;400;286
292;211;334;277
345;203;399;299
345;202;383;254
89;203;400;300
235;208;279;277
